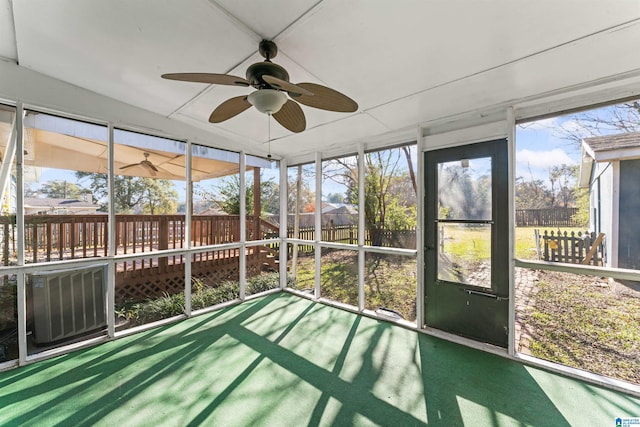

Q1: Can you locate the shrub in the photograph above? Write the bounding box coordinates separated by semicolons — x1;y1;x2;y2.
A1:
118;273;280;327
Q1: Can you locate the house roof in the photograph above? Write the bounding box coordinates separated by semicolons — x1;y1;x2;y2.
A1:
582;132;640;162
579;131;640;188
321;203;357;215
24;198;99;209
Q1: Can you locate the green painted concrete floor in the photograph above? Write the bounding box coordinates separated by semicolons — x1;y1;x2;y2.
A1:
1;293;639;426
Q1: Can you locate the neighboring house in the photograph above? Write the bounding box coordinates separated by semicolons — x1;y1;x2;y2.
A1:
579;131;640;269
321;203;357;226
24;197;100;215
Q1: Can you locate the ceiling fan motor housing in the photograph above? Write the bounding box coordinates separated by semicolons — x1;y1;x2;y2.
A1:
246;61;289;88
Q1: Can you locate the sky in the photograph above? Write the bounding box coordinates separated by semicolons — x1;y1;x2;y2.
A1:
515;117;582;186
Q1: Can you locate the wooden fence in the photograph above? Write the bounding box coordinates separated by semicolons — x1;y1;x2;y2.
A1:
288;225;416;254
538;229;605;266
516;208;579;227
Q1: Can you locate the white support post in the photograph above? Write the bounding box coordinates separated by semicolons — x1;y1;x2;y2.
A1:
315;152;322;299
279;158;288;289
507;107;516;356
185;139;192;315
15;104;27;365
107;123;116;338
415;126;425;328
291;165;302;280
239;151;246;300
357;143;365;311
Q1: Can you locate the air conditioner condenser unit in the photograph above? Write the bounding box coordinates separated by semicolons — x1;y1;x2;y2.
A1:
30;265;107;345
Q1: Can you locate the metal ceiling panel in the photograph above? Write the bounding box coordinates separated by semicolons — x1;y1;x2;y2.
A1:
11;0;258;115
0;0;17;61
278;0;640;112
212;0;321;40
368;20;640;133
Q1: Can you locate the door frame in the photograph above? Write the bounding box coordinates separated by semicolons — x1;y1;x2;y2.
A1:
424;138;509;347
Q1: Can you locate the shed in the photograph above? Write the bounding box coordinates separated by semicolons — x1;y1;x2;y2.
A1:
579;131;640;269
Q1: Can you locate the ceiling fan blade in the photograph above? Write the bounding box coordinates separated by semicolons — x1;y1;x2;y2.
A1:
273;100;306;133
209;96;252;123
141;161;159;173
161;73;249;87
119;163;139;170
292;82;358;112
262;75;313;96
142;162;158;176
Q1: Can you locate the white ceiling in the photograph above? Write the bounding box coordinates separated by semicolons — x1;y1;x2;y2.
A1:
2;0;640;162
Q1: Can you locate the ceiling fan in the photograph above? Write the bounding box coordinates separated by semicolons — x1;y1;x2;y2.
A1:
119;152;158;176
162;40;358;133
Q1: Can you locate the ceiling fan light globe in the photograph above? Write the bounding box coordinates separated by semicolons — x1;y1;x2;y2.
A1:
248;89;288;114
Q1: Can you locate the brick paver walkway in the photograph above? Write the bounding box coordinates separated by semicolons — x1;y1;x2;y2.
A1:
514;267;539;354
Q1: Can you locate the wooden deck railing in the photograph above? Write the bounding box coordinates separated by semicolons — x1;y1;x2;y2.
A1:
0;214;280;266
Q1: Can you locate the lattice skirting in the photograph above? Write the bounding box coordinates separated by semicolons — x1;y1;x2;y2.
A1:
115;256;266;302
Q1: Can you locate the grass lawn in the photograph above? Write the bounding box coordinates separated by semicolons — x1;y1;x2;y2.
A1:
288;250;417;321
523;270;640;384
438;225;586;261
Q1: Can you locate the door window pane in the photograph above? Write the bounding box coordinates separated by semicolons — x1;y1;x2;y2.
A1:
438;157;491;221
437;223;491;288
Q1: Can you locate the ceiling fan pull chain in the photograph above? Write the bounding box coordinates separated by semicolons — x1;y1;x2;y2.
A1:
267;113;272;159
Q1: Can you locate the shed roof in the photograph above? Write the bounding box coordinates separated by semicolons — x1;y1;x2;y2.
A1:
582;131;640;162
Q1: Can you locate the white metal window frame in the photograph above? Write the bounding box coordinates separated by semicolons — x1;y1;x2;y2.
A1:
284;143;419;328
0;105;283;370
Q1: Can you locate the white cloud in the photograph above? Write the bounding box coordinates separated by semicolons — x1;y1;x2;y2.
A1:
516;148;576;170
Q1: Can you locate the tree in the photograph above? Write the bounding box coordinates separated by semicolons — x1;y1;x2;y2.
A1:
515;177;552;209
36;180;86;199
325;192;344;203
141;179;178;214
196;172;278;216
548;164;576;208
327;148;417;246
75;172;178;213
287;166;315;213
438;163;491;219
554;101;640;144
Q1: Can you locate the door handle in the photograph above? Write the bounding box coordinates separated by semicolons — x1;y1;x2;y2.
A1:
462;288;509;301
